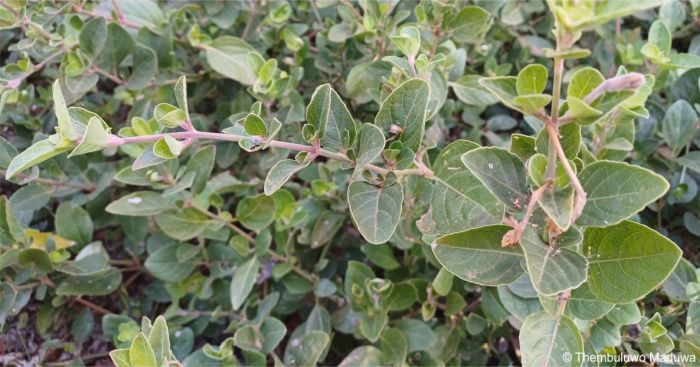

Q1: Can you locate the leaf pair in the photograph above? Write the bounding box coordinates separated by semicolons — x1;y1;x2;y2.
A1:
480;64;551;115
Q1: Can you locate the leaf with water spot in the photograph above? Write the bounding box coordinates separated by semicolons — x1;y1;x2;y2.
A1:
462;147;529;211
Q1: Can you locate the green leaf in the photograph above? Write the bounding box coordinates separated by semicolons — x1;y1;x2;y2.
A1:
577;161;669;227
55;203;93;245
69;117;110;157
666;53;700;69
374;79;430;152
261;317;286;353
148;316;170;367
339;346;382;367
288;331;329;367
344;260;375;309
53;80;80;141
432;225;524;286
462;146;529;211
305;84;356;151
513;94;552;114
535;123;581;160
451;6;491;43
153;103;186;128
361;243;400;270
56;268;122;296
126;45;157;90
230;257;260;310
184;145;216;194
380;328;408;367
236;194;275;231
204;36;260;86
353;123;385;178
427;140;504;235
5;138;72;179
516;64;548;95
264;159;311;195
584;220;682;303
566;282;614;320
450;75;499;106
520;226;587;295
360;312;388;342
662;99;698;151
347;181;403;244
479;76;519;111
155;208;211;240
566;96;602;124
510;133;536;160
538;185;574;231
389;26;420;58
79;16;108;57
132;143;168;171
106;191;173;216
648;20;672;54
130;332;157;367
243;113;267;136
551;0;666;32
520;311;584;367
153;135;183;159
97;23;134;72
432;267;454;296
394;319;435;352
144;243;196;282
606;303;642;325
0;195;25;245
109;348;131;367
567;67;605;100
528;153;571;189
677;151;700;174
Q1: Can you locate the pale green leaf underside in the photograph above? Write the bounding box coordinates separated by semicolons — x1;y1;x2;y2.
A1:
374;78;430;152
432;225;524;286
566;282;614;320
520;226;588;296
577;161;669;227
306;84;356;152
584;220;682;304
264;159;310;195
520;311;584;367
538;185;574;231
347;181;403;244
204;36;259;86
231;257;260;310
6;139;71;179
353;123;385;178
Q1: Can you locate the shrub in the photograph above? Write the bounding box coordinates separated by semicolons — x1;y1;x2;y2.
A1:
1;0;699;366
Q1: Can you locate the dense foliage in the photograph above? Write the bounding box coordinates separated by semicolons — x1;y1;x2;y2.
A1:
1;0;700;366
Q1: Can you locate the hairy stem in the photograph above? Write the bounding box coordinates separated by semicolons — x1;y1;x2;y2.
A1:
545;54;564;180
545;121;586;219
106;130;434;178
